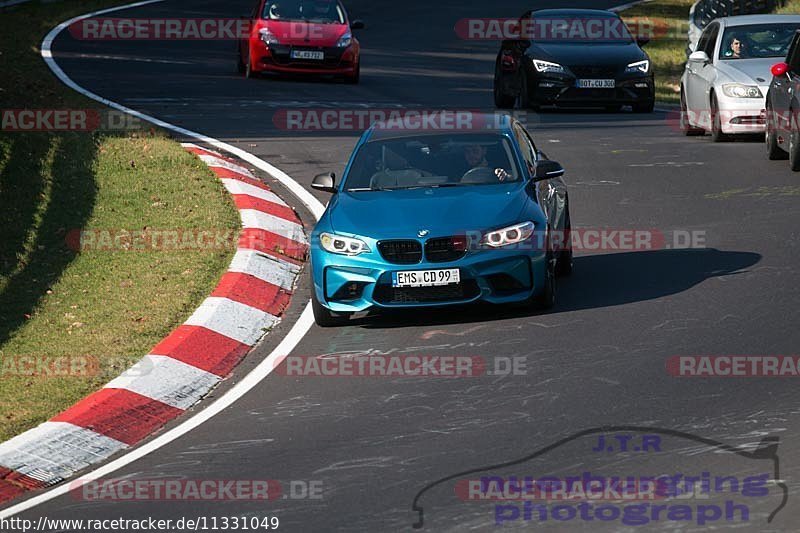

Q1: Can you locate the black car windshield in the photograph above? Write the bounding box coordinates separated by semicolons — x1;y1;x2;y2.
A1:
527;14;634;43
262;0;345;23
719;23;799;60
343;133;522;191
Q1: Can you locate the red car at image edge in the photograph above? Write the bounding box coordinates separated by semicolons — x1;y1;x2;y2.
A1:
238;0;363;83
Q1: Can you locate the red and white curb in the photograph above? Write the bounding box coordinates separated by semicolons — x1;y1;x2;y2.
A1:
0;143;308;504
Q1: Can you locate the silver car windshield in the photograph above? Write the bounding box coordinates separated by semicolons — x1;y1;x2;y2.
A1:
719;23;800;60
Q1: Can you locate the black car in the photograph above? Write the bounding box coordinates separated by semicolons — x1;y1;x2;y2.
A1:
493;9;655;112
766;29;800;170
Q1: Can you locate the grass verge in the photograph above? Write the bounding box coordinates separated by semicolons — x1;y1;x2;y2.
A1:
622;0;696;104
622;0;800;104
777;0;800;13
0;0;240;442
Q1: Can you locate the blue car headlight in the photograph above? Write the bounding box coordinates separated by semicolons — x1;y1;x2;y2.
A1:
319;232;370;256
625;60;650;74
481;221;535;248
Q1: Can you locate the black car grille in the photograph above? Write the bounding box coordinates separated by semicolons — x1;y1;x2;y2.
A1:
424;236;468;263
268;45;344;68
569;65;618;79
378;240;423;264
373;280;480;304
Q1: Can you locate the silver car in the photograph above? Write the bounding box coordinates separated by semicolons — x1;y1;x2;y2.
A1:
680;14;800;141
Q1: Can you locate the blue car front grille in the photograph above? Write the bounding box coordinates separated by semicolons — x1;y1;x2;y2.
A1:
424;236;468;263
377;240;423;264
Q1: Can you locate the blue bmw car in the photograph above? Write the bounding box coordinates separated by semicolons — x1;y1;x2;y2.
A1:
308;113;572;326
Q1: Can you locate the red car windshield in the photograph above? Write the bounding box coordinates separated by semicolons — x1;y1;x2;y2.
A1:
262;0;345;24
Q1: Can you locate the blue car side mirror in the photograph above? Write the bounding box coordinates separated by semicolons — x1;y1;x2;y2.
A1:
312;172;338;193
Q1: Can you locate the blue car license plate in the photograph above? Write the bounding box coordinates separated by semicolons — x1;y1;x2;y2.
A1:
392;269;460;288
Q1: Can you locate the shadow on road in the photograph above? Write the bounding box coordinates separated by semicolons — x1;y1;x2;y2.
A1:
356;248;761;329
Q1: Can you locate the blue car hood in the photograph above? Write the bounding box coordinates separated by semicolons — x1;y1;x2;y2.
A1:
328;184;532;239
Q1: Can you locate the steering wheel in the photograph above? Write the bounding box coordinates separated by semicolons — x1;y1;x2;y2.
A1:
460;166;497;184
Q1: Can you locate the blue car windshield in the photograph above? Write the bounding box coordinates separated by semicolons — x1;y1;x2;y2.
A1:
343;134;522;191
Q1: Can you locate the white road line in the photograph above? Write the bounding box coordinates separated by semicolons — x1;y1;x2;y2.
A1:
0;0;324;518
0;0;32;8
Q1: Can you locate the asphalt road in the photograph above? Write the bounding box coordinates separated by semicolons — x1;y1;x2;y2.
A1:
11;0;800;531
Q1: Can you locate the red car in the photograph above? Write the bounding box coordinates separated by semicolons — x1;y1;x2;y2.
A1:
238;0;363;83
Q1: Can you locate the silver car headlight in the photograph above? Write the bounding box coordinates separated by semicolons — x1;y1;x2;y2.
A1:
625;59;650;74
533;60;566;74
319;232;370;256
482;222;535;248
722;83;763;98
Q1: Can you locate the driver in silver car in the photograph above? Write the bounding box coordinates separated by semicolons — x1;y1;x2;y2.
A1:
462;144;510;181
723;33;749;59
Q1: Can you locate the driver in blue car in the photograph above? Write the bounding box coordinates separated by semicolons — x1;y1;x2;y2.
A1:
462;144;510;181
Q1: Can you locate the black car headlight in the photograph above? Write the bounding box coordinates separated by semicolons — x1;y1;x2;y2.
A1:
625;60;650;74
533;59;566;74
319;232;370;256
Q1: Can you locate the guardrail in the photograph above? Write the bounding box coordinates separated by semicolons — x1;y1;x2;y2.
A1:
694;0;786;29
688;0;787;53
